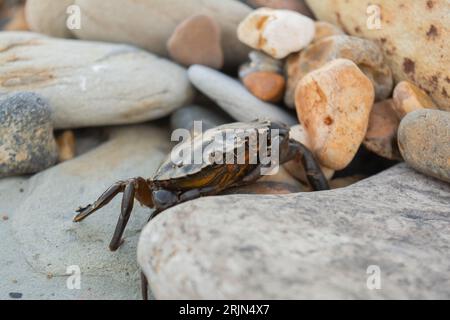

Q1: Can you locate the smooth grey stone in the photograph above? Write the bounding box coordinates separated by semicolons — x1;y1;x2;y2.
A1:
398;109;450;183
138;164;450;299
170;104;233;132
9;125;171;299
0;32;194;129
188;65;296;125
0;92;58;177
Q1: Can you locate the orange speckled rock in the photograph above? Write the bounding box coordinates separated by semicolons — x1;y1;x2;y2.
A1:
363;99;401;160
295;59;375;170
284;35;392;108
393;81;437;119
242;71;285;102
398;109;450;183
305;0;450;111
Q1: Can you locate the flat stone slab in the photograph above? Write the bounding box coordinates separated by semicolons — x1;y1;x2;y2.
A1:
138;164;450;299
5;125;170;299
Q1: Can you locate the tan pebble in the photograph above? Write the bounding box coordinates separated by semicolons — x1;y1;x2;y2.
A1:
283;124;334;183
295;59;375;170
363;99;402;160
242;71;285;102
313;21;344;43
56;130;76;162
284;35;392;108
392;81;437;119
167;14;223;69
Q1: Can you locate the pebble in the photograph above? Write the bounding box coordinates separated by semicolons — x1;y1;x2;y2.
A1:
0;32;194;129
244;0;314;17
26;0;252;67
238;50;283;78
239;51;285;103
56;130;76;162
242;71;285;103
138;164;450;299
167;14;224;69
398;109;450;183
306;0;450;111
283;124;334;183
295;59;375;170
363;100;402;160
284;35;393;108
393;81;437;119
0;92;58;178
188;64;296;125
313;21;344;43
237;7;315;59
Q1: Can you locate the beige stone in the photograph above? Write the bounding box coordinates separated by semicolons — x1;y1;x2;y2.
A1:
306;0;450;111
363;100;401;160
295;59;375;170
285;35;392;108
167;14;224;69
393;81;437;119
313;21;344;43
237;7;315;59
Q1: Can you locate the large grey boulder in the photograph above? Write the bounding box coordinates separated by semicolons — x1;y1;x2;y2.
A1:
0;32;193;129
138;164;450;299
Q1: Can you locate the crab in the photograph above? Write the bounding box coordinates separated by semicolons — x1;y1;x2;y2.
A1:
73;120;329;297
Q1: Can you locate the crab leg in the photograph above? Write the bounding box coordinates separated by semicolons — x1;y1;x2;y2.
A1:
73;177;153;251
283;139;330;191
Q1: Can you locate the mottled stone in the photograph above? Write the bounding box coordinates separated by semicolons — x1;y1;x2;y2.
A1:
138;164;450;299
295;59;374;170
393;81;437;119
237;7;315;59
167;14;224;69
0;92;58;177
188;65;296;125
398;109;450;183
0;32;193;129
285;35;393;108
363;100;401;160
306;0;450;111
